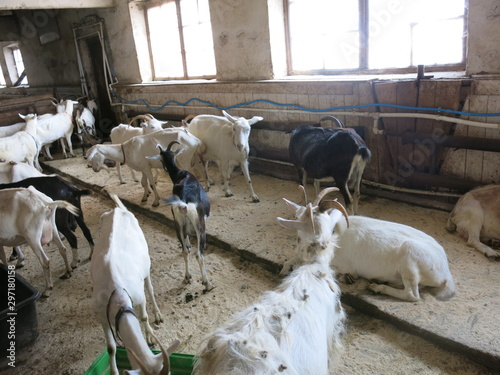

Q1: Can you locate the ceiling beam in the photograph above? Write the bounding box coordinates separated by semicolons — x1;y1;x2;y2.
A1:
0;0;115;10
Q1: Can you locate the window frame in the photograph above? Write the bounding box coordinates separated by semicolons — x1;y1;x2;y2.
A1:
283;0;467;76
144;0;217;81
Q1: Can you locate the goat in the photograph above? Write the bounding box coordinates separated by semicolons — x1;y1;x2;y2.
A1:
0;160;44;183
0;98;63;138
0;114;40;170
154;142;213;292
0;175;94;269
194;188;348;375
446;184;500;259
110;116;165;184
36;99;78;160
75;98;98;154
0;161;46;268
186;110;263;202
86;128;204;207
281;186;456;302
0;186;78;297
90;193;177;375
289;122;371;215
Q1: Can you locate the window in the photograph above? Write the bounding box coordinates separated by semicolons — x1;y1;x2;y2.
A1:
0;64;5;86
146;0;216;80
12;47;28;85
285;0;466;75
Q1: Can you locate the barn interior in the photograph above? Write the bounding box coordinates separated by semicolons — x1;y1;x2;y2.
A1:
0;0;499;374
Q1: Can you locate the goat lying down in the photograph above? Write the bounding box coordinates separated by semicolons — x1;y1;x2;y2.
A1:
0;186;78;297
281;187;456;302
153;142;213;292
91;193;176;375
194;188;348;375
446;184;500;259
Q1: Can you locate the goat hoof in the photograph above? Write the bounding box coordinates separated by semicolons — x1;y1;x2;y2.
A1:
15;262;25;269
202;282;214;293
224;192;234;198
59;272;72;280
251;196;260;203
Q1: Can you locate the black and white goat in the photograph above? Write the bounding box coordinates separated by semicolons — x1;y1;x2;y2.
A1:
194;188;348;375
0;176;95;271
154;142;213;292
289;122;371;215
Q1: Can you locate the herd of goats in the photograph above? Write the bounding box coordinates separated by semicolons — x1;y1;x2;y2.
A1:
0;97;499;374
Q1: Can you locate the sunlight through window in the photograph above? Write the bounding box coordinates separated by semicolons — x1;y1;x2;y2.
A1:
147;0;216;80
286;0;465;74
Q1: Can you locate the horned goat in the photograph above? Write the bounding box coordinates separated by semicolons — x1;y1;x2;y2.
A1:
90;193;178;375
86;128;204;207
289;122;371;215
109;114;165;184
0;114;40;170
0;186;78;297
186;110;263;202
194;188;348;375
281;186;456;302
447;184;500;259
154;142;213;292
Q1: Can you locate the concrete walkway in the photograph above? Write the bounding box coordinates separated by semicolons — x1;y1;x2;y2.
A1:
42;154;500;372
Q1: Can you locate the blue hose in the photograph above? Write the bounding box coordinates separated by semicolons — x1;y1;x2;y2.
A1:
113;94;500;117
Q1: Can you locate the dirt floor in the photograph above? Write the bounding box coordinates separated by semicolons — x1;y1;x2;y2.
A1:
1;149;499;374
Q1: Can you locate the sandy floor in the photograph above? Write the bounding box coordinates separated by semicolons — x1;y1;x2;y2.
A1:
1;150;499;374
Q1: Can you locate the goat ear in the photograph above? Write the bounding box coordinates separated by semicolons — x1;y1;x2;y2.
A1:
283;198;301;212
277;217;304;231
248;116;264;126
222;110;237;123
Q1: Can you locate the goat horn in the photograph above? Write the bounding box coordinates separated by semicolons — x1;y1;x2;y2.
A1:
313;187;340;206
183;114;195;123
298;185;307;205
319;199;349;228
128;115;151;126
144;113;154;119
126;347;152;375
307;204;315;235
167;141;180;151
148;332;175;375
320;115;344;128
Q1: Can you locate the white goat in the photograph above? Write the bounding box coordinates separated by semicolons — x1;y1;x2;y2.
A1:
0;160;45;183
194;188;348;375
0;114;40;170
0;99;63;138
446;185;500;259
0;186;78;297
86;128;204;207
186;110;263;202
90;193;177;375
281;187;456;302
36;99;78;160
110;115;165;184
0;161;46;268
75;98;97;137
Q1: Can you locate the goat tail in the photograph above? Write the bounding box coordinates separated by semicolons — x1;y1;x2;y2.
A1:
358;145;371;162
48;200;80;217
431;276;456;301
108;193;127;211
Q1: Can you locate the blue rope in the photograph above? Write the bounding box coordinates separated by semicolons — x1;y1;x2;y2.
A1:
113;94;500;117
